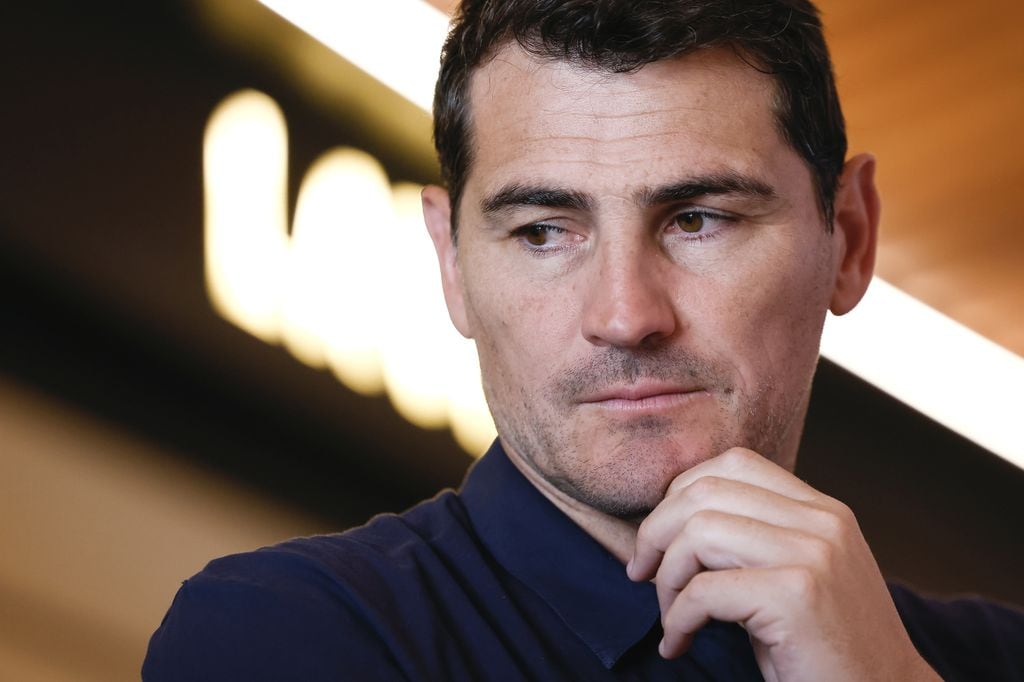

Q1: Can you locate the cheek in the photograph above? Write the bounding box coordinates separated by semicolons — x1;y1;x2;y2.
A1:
699;241;832;389
462;268;574;394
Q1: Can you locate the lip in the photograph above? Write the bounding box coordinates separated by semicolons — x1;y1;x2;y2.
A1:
578;381;707;412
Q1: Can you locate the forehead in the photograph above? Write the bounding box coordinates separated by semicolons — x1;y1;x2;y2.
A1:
463;44;796;201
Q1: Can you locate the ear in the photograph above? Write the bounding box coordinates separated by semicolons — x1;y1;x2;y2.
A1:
422;185;472;338
829;153;880;315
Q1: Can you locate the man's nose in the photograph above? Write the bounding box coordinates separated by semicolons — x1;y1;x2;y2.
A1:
580;242;678;348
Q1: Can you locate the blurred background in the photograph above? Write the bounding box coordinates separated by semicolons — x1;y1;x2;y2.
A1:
1;0;1022;679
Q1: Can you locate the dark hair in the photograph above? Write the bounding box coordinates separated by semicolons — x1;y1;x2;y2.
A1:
432;0;847;235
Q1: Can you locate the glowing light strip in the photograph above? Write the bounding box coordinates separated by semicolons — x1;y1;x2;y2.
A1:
204;91;497;456
254;0;1023;469
257;0;449;112
821;279;1023;467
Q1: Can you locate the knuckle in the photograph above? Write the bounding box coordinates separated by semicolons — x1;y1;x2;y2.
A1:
656;543;681;576
720;447;750;466
719;447;761;473
815;507;844;535
684;570;715;602
685;509;721;537
818;501;857;540
684;475;723;502
635;517;655;549
804;536;835;570
783;565;819;601
833;500;858;527
666;473;691;495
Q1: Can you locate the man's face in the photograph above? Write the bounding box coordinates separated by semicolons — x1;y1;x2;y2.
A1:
429;46;851;518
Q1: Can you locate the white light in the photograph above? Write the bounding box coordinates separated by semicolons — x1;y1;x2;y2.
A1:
821;277;1024;468
204;90;498;454
203;90;289;343
378;183;455;429
445;343;498;456
257;0;450;112
282;148;393;395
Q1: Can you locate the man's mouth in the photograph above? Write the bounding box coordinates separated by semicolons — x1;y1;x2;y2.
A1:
577;381;709;412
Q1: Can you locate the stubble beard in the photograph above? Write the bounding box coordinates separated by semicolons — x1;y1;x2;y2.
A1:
485;347;799;521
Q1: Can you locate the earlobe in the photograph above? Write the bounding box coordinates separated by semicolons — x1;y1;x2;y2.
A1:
422;185;473;338
829;153;881;315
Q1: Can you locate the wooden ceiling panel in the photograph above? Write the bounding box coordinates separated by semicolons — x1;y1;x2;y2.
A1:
819;0;1023;354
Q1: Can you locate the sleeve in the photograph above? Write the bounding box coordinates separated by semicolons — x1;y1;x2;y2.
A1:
890;583;1024;682
142;551;408;682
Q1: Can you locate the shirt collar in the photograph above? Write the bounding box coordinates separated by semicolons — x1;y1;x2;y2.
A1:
459;440;660;668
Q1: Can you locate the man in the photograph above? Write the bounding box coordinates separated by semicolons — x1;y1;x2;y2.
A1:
144;1;1023;679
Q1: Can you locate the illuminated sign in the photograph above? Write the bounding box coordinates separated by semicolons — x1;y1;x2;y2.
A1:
204;89;496;455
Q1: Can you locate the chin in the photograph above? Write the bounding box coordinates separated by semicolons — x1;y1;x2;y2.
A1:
550;438;713;519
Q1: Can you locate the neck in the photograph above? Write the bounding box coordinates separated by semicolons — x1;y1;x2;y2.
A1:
501;440;640;565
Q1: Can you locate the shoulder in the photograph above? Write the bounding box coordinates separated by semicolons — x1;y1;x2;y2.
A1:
143;491;472;682
889;582;1024;682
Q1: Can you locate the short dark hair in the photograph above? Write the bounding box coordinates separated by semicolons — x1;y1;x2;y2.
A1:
432;0;847;236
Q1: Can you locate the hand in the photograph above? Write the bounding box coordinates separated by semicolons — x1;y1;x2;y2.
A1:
626;447;940;682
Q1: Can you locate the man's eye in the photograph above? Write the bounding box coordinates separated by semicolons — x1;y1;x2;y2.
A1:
674;212;705;233
525;224;552;246
514;224;566;248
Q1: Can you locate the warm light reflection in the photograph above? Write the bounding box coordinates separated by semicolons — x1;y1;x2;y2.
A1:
445;346;499;456
283;149;393;395
203;90;289;343
257;0;449;112
204;90;496;455
378;183;455;429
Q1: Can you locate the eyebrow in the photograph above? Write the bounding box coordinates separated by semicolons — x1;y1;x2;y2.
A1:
481;184;594;216
480;171;777;217
635;172;778;207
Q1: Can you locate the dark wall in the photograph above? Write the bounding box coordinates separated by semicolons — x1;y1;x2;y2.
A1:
798;361;1024;605
2;0;1021;606
0;0;472;525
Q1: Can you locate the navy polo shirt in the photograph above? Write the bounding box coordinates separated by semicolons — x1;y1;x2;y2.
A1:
144;442;1024;680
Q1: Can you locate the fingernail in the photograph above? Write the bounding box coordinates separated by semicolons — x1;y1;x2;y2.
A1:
658;638;668;658
626;555;635;578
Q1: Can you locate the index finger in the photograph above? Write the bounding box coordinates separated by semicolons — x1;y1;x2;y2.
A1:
627;447;825;581
664;447;820;502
